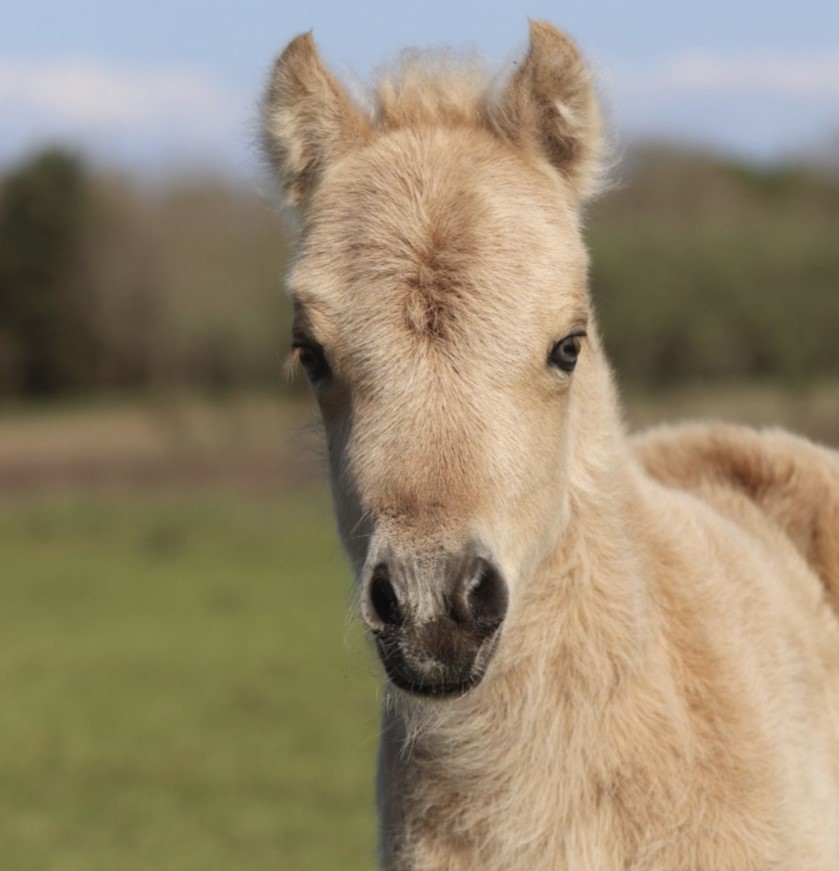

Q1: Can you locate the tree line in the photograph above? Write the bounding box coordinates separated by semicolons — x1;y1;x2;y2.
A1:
0;145;837;400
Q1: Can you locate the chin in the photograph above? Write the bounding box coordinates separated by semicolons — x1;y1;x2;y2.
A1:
386;667;484;699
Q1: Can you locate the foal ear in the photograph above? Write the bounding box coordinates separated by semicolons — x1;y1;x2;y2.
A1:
262;32;371;208
489;21;604;201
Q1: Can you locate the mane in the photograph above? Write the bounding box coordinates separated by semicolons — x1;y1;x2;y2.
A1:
372;49;496;130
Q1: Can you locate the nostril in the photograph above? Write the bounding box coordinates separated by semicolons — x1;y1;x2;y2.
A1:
369;565;402;628
466;560;509;632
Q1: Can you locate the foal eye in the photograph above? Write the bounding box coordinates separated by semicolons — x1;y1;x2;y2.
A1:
549;331;587;373
292;338;330;384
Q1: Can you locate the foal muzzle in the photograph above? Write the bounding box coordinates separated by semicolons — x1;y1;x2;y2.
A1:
362;550;508;697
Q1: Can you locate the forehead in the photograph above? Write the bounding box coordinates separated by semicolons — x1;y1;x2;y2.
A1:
289;125;588;351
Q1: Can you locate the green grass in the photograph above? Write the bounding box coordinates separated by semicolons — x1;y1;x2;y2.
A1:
1;379;836;871
0;489;379;870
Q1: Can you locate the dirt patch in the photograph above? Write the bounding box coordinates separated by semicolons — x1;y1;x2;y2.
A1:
0;395;326;495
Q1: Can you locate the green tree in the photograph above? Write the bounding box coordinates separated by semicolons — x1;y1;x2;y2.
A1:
0;149;97;397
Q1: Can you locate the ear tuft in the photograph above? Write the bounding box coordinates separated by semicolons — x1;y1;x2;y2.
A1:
262;32;371;208
488;21;604;201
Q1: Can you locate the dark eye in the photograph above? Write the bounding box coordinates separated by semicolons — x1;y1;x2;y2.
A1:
549;331;586;373
292;338;330;384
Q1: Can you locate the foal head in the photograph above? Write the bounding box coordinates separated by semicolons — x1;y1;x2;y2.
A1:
264;22;605;697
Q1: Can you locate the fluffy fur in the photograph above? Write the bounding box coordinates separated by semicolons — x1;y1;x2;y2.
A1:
263;21;839;869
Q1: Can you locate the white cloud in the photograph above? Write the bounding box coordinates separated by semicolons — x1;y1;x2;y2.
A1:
0;58;241;128
603;50;839;102
661;52;839;97
0;58;255;173
595;49;839;158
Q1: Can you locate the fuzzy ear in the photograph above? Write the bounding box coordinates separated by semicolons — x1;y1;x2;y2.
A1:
262;33;371;207
488;21;604;200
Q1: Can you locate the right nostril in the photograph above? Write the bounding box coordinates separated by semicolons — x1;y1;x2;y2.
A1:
466;560;508;632
369;566;402;628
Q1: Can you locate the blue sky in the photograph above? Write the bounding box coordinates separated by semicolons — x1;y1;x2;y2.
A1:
2;0;838;176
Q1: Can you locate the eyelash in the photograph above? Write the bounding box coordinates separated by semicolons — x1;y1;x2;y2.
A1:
291;338;330;383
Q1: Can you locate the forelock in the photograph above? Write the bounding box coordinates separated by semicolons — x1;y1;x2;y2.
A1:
373;49;493;131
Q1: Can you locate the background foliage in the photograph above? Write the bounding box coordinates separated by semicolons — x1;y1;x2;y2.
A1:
1;145;837;401
590;147;839;387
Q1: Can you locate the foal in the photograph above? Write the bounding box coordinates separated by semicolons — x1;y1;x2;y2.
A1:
263;21;839;870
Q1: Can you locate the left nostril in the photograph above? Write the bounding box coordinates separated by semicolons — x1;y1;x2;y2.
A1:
369;565;403;628
466;560;509;632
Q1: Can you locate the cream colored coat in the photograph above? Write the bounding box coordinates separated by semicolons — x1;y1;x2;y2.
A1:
263;21;839;870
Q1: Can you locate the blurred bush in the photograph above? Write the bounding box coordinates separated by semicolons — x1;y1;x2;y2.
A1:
0;150;97;395
0;143;837;401
589;145;839;388
0;148;293;400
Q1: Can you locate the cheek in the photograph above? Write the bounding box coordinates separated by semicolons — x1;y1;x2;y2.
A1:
329;476;370;572
321;406;371;573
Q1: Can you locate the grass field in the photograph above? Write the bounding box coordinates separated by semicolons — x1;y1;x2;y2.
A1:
0;473;380;869
1;387;837;869
0;490;380;870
